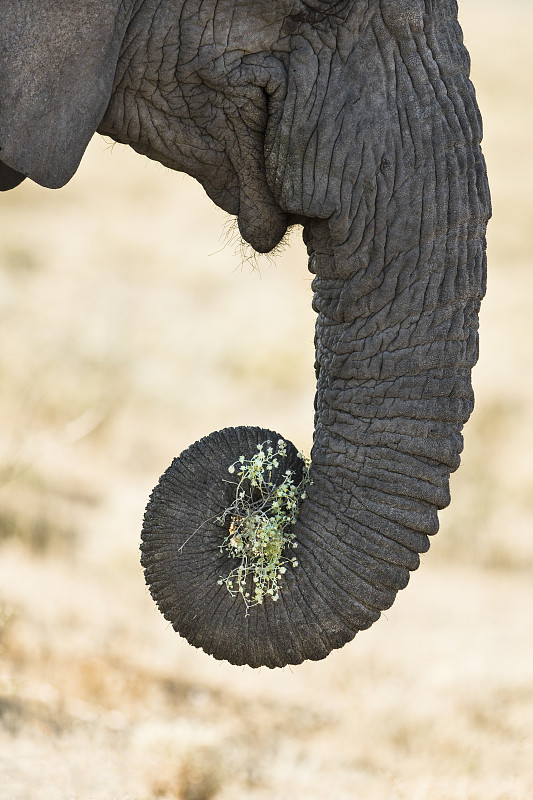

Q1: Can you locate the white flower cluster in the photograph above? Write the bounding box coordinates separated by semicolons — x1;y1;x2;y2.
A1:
217;439;311;611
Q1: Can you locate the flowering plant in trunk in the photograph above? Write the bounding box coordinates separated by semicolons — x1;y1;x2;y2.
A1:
217;440;310;611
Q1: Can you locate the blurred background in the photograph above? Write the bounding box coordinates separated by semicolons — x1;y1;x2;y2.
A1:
0;1;531;798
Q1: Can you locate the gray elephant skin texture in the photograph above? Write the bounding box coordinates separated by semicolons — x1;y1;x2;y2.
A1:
0;0;491;668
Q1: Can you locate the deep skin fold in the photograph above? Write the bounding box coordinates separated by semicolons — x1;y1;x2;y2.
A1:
0;0;490;666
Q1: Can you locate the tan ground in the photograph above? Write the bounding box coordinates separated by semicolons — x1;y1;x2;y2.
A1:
0;2;532;798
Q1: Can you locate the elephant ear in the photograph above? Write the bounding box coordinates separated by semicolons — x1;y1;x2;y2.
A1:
0;0;124;189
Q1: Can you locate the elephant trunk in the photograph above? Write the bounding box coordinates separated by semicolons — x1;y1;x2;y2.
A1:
140;2;490;667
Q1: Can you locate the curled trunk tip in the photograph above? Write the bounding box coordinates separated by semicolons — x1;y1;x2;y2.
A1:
141;425;423;668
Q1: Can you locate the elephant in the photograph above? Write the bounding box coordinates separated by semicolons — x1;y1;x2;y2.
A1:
0;0;490;668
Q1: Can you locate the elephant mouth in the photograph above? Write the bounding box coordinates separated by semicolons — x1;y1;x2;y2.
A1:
98;94;290;255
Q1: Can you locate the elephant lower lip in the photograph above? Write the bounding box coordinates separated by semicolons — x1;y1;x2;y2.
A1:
237;188;288;254
0;159;26;191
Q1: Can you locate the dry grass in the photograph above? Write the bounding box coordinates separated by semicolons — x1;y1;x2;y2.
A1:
0;2;532;798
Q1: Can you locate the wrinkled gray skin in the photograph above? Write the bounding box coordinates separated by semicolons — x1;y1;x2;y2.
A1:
1;0;490;667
